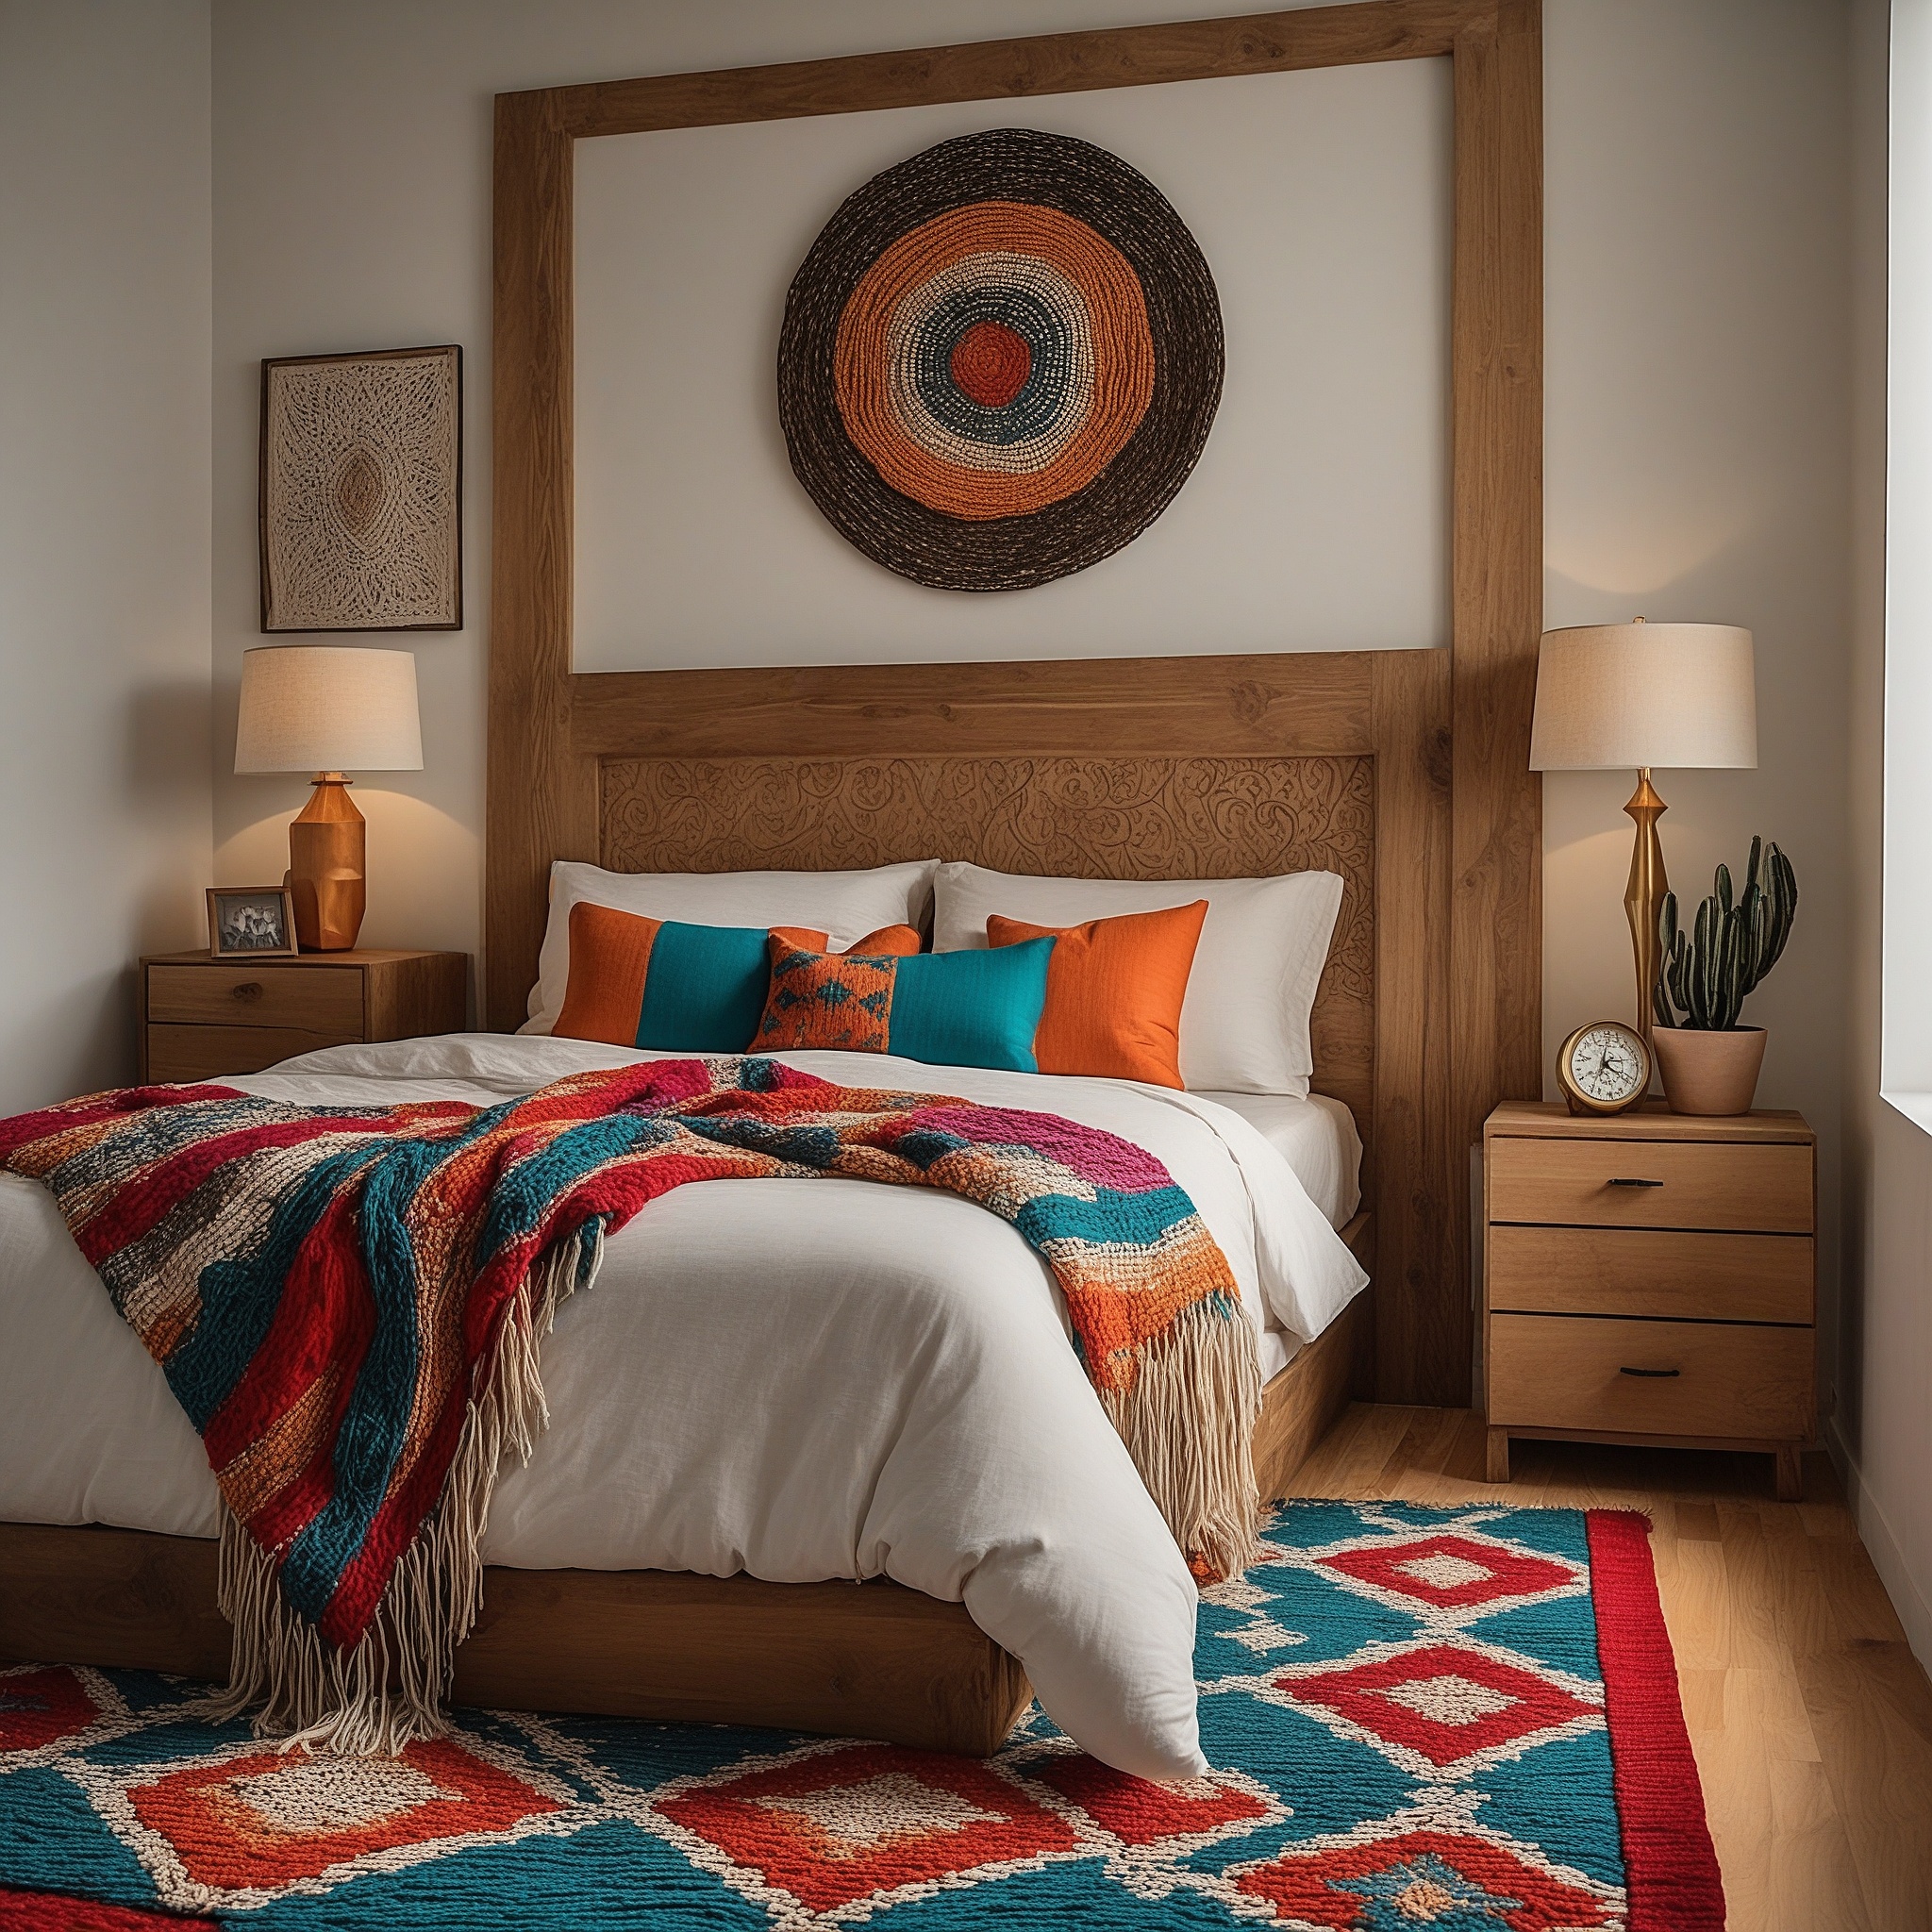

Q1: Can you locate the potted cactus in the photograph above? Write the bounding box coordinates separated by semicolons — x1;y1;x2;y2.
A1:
1650;836;1798;1114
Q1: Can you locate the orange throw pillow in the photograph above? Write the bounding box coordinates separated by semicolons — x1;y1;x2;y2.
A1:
987;900;1208;1089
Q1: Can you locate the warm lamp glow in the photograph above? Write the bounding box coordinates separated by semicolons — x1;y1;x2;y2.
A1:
1529;620;1758;1049
1530;623;1757;773
235;646;423;775
233;646;424;953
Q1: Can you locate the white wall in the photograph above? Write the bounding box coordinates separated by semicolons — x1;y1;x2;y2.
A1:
0;0;213;1109
1541;0;1853;1397
573;59;1451;669
1839;0;1932;1671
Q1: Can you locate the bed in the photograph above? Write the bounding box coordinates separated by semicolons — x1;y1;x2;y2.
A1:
0;0;1541;1782
0;675;1431;1778
0;1032;1365;1779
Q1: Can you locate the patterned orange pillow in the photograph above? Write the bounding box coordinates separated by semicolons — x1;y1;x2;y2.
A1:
756;942;897;1053
987;900;1208;1088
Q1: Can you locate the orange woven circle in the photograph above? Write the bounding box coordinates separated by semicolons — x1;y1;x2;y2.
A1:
776;128;1224;591
833;202;1154;521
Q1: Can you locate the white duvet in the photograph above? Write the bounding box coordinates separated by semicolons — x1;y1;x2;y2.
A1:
0;1034;1366;1780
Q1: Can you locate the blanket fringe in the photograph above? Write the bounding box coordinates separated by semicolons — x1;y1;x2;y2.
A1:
1101;1295;1263;1585
208;1221;601;1754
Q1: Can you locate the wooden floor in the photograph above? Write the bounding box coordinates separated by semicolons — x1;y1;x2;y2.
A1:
1286;1406;1932;1932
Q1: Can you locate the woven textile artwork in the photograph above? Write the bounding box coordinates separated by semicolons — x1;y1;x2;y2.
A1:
0;1058;1257;1755
0;1505;1723;1929
778;129;1223;591
260;345;461;630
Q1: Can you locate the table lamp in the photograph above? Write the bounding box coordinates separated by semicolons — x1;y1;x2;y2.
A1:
1529;620;1757;1038
234;646;424;952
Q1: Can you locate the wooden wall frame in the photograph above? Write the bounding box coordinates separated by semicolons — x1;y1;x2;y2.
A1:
488;0;1541;1405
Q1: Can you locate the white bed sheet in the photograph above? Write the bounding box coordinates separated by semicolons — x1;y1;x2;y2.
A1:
1192;1091;1362;1231
0;1036;1367;1779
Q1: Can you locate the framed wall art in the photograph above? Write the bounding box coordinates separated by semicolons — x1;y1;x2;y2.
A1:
258;343;462;632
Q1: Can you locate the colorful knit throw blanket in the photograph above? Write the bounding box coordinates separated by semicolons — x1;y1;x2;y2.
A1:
0;1057;1259;1752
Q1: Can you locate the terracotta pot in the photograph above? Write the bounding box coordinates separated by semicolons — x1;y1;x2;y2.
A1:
1652;1025;1767;1115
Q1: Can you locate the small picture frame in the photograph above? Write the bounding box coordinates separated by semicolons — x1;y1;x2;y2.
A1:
207;886;300;959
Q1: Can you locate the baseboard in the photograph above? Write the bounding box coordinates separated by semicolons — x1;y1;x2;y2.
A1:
1824;1415;1932;1669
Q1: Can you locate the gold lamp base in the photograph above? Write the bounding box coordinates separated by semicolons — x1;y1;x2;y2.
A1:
287;773;366;951
1624;766;1669;1040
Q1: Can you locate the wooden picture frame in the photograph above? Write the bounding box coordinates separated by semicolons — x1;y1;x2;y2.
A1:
259;343;464;633
205;886;300;960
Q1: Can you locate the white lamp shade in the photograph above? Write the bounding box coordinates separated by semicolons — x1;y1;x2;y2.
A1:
1529;623;1757;772
235;646;424;774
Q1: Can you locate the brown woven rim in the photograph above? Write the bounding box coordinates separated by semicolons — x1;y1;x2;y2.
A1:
778;128;1224;593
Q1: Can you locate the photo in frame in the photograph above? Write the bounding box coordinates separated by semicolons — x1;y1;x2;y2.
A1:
259;343;462;632
206;886;300;959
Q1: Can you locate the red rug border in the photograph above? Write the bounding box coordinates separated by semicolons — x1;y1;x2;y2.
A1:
0;1884;218;1931
1585;1507;1726;1932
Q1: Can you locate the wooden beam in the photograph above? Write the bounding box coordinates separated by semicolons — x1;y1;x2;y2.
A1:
1446;0;1543;1400
1371;648;1458;1401
542;2;1488;142
567;652;1377;761
487;89;596;1031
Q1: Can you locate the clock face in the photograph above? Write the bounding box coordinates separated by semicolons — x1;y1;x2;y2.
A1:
1568;1024;1648;1105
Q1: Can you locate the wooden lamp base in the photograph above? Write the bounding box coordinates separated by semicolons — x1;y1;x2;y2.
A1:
287;774;366;951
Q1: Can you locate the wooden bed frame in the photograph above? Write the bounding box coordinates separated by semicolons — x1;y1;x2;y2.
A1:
1;0;1541;1758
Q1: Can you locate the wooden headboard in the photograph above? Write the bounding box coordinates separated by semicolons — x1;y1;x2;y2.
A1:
487;1;1542;1406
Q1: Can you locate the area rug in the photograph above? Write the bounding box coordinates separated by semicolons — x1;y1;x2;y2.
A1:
0;1503;1722;1929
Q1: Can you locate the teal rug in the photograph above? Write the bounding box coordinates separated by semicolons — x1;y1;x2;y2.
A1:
0;1503;1722;1929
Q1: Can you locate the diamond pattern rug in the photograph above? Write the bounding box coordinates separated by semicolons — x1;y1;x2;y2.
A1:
0;1504;1722;1929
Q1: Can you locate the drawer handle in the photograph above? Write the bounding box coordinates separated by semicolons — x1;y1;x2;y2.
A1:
1607;1176;1664;1188
230;982;264;1004
1619;1366;1681;1378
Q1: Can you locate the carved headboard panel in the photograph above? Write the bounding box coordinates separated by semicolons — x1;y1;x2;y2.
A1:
600;753;1374;1129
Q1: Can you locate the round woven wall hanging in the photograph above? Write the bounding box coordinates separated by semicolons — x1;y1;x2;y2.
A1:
777;128;1224;592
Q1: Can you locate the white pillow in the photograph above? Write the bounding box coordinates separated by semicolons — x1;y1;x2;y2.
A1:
931;861;1343;1096
524;859;939;1034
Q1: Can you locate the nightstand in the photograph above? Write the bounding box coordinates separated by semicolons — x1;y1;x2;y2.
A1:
1482;1100;1816;1501
139;950;468;1083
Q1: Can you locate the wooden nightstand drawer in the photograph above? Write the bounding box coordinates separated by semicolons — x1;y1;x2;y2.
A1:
148;963;364;1032
1487;1225;1813;1324
1489;1313;1813;1440
1488;1136;1811;1233
1483;1103;1817;1497
145;1023;360;1083
138;950;466;1085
